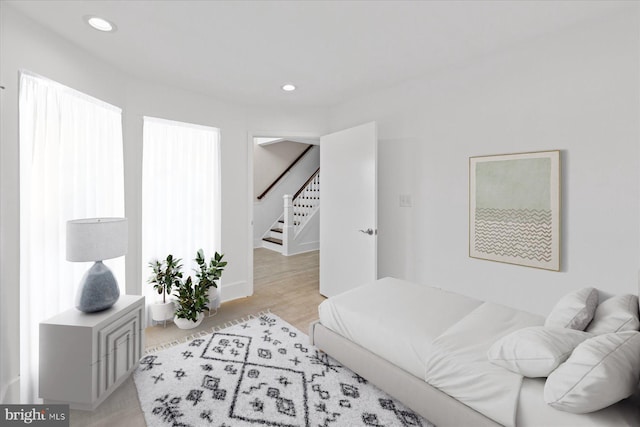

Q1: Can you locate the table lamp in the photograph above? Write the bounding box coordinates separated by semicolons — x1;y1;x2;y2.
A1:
66;217;128;313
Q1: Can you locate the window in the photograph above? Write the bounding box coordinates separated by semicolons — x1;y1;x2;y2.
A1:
19;71;124;403
141;117;221;308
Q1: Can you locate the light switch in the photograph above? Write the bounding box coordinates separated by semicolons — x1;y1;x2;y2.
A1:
399;194;412;207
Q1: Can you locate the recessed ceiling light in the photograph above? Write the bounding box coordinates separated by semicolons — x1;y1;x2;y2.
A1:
84;15;117;32
281;84;296;92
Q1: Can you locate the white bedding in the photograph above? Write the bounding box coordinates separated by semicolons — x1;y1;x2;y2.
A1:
318;278;640;426
424;302;543;427
518;378;640;426
318;277;482;378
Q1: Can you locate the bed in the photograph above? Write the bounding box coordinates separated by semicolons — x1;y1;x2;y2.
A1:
309;277;640;426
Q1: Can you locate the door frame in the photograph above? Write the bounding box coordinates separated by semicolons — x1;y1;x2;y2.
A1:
246;130;322;297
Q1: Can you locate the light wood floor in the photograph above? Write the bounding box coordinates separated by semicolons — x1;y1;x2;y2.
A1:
70;248;323;426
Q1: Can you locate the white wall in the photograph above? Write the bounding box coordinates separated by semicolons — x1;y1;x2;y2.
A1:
329;9;640;316
0;4;327;403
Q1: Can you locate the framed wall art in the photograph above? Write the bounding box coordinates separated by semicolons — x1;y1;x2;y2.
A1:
469;150;560;271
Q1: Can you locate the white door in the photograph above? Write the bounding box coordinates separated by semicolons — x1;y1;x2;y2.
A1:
320;122;377;297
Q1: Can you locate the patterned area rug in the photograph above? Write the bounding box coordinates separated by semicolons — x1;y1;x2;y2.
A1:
134;313;434;427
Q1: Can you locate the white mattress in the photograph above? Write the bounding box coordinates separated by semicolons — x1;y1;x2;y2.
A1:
318;277;482;378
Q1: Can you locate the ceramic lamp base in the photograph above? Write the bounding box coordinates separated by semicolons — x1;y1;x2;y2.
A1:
76;261;120;313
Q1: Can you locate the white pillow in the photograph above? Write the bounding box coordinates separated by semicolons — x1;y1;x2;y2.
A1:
487;326;592;378
544;331;640;413
544;287;598;330
586;294;639;335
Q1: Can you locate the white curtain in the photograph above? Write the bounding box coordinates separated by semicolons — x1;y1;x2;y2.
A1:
142;117;221;308
19;71;125;404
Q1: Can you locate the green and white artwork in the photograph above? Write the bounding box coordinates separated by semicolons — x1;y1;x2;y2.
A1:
469;151;560;271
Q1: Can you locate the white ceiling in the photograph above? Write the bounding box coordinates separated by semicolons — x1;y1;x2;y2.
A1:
6;0;632;108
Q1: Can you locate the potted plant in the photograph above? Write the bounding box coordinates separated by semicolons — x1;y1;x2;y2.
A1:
194;249;226;311
173;276;209;329
172;250;226;329
147;254;183;325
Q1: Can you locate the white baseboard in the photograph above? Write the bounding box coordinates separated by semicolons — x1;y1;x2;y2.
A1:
285;240;319;256
220;280;252;302
1;377;20;404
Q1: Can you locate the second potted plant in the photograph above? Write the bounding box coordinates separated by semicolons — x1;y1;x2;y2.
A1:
195;249;226;312
173;249;226;329
173;276;209;329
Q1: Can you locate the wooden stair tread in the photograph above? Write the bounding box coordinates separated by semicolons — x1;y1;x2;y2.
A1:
271;227;283;233
263;237;283;245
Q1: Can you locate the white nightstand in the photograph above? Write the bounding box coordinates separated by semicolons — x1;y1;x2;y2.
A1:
39;295;145;410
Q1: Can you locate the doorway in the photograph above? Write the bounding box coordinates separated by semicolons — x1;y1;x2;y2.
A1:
248;132;321;300
247;122;377;301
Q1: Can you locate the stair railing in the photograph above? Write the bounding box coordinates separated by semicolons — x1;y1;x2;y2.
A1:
292;168;320;234
282;196;294;256
282;168;320;255
257;145;313;200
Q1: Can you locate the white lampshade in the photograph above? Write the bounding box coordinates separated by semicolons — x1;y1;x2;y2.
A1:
66;217;128;262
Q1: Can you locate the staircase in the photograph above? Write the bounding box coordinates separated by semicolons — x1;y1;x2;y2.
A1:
262;168;320;255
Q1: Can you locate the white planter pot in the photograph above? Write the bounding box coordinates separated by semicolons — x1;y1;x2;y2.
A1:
150;301;175;323
208;287;220;310
173;313;204;330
